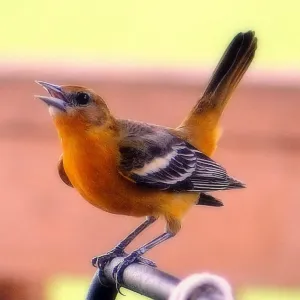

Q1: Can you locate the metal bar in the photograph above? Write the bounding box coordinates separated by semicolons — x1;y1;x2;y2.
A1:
86;269;118;300
86;257;180;300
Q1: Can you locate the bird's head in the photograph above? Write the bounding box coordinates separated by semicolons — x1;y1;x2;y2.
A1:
35;81;113;132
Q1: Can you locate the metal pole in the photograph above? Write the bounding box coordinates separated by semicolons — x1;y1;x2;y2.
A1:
86;257;180;300
86;269;118;300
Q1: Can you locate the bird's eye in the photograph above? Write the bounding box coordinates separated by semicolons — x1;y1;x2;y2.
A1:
75;92;90;106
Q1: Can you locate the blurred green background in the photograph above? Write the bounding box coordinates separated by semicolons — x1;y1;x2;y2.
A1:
1;1;300;300
2;0;300;68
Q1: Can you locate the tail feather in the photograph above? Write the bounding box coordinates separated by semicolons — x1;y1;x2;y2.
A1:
197;193;224;207
194;30;257;115
178;31;257;156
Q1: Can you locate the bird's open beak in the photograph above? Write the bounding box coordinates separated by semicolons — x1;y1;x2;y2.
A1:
35;81;67;112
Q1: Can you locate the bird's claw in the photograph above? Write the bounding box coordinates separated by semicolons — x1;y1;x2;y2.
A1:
135;256;157;267
91;247;125;268
92;248;156;293
112;251;156;293
91;247;126;286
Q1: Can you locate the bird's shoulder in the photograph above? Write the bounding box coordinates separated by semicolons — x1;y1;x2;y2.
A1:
117;119;173;138
117;119;179;171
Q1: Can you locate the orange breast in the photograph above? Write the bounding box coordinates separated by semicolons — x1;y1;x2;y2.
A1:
59;123;198;220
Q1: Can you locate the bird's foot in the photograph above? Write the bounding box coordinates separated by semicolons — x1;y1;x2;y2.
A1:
135;256;156;267
112;251;156;293
91;248;156;290
92;247;125;268
91;247;125;286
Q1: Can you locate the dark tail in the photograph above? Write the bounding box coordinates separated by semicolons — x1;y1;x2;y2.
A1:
197;193;224;207
178;31;257;156
190;31;257;116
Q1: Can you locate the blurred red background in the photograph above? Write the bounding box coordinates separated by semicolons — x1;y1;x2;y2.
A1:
0;69;299;298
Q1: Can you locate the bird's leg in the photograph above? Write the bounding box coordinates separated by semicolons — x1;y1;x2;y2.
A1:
92;216;157;271
113;231;175;291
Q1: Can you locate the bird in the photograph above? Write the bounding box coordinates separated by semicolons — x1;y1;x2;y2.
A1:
35;30;257;290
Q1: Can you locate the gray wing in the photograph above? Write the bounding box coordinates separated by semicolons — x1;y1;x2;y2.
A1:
118;120;245;192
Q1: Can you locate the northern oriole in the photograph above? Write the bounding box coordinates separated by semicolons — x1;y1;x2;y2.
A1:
36;31;257;288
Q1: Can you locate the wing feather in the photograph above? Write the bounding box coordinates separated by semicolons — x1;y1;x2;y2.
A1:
118;121;245;192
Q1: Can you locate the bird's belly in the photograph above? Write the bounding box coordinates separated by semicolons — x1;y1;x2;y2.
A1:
64;158;129;214
63;147;199;218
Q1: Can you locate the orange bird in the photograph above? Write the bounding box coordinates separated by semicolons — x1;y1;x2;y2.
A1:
36;31;257;287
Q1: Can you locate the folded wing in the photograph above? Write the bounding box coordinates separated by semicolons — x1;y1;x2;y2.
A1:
118;122;245;192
